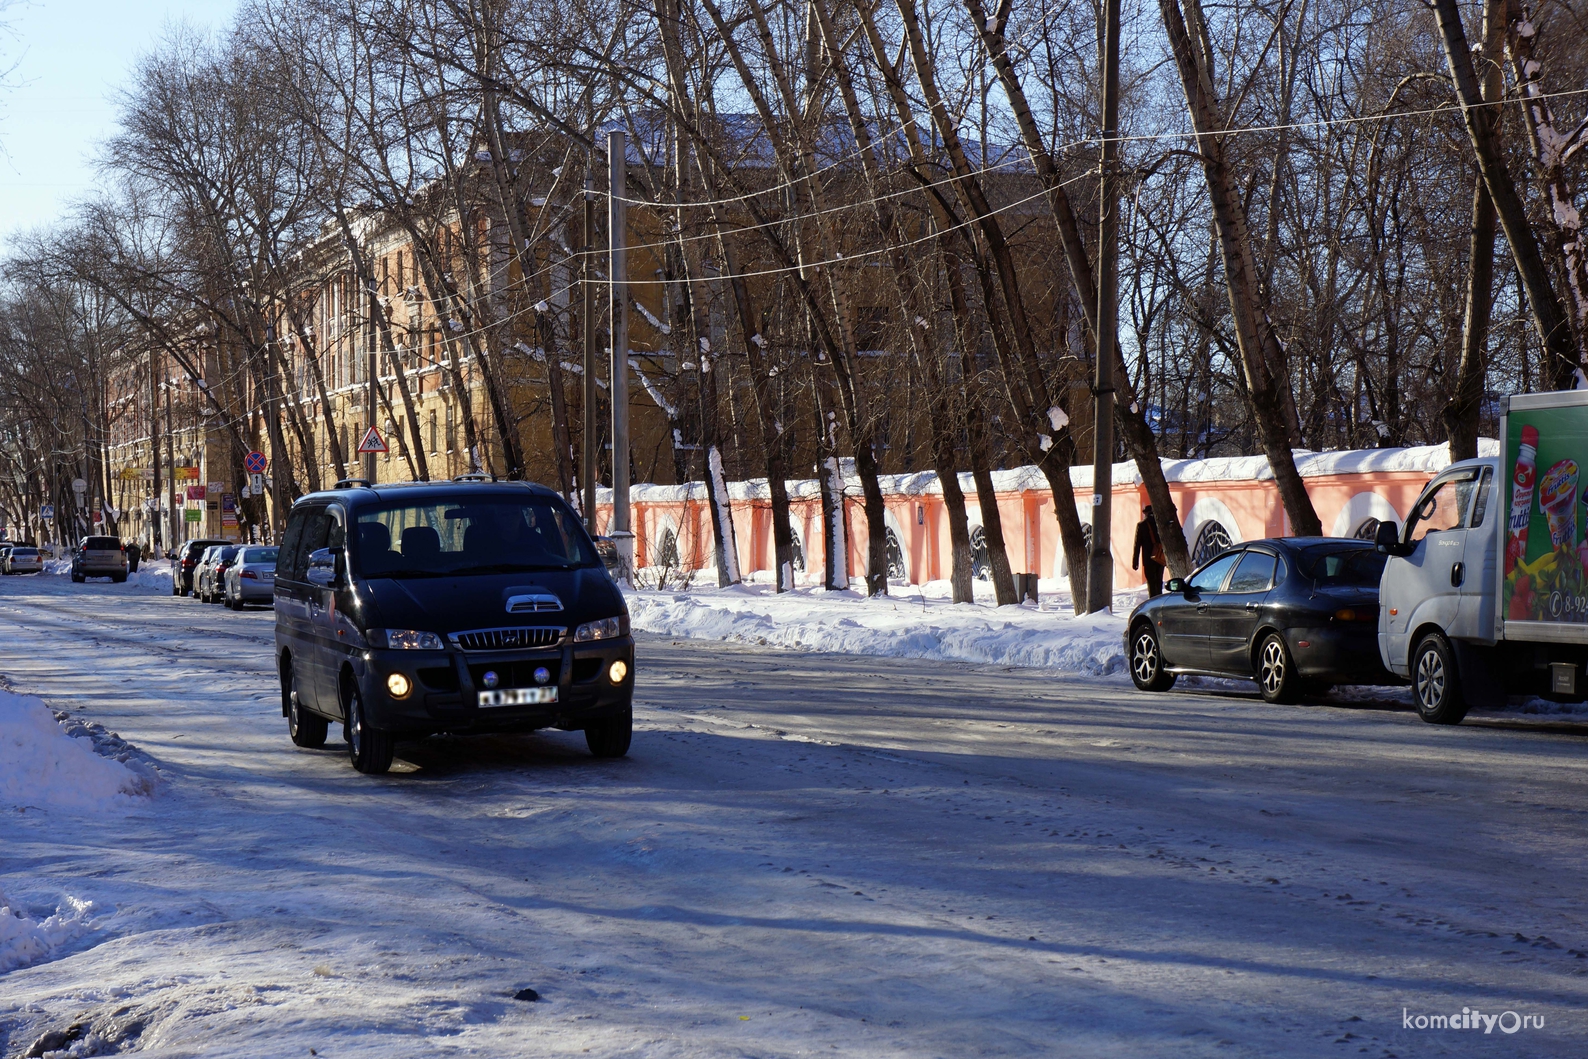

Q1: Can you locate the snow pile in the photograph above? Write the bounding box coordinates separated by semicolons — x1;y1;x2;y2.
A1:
0;689;154;811
0;887;96;973
626;581;1130;676
126;559;174;593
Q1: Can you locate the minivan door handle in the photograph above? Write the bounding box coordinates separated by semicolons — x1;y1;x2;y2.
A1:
1451;562;1465;588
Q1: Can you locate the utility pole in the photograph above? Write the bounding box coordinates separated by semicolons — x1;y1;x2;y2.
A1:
1087;0;1121;614
366;285;378;482
607;130;632;580
149;345;161;553
583;174;598;533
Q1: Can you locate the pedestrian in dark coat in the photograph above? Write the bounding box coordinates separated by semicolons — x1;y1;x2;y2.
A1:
1132;504;1166;597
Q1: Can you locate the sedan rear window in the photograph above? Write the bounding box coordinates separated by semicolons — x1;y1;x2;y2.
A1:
84;537;121;549
1297;545;1388;586
12;548;36;557
354;496;597;577
241;547;279;564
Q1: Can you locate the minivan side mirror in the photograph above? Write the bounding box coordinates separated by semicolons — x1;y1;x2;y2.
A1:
306;546;345;587
1165;577;1187;594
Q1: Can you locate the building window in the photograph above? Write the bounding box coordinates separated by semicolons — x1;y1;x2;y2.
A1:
1192;520;1233;566
445;405;456;453
428;411;438;453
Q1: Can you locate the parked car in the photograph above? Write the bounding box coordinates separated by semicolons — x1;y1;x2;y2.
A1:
1125;537;1392;702
71;536;129;583
224;545;279;609
173;538;229;596
4;546;42;574
275;479;633;774
196;545;242;603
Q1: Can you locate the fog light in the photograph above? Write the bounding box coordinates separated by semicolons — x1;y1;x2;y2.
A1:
387;673;412;699
608;659;628;684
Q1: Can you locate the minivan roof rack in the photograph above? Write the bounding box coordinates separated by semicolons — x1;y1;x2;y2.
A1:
334;477;373;489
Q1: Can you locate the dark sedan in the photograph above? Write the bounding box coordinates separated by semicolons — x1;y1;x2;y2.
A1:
1125;537;1393;702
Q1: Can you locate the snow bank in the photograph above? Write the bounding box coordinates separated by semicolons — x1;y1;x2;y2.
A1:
38;558;174;593
626;582;1129;676
0;887;96;973
0;690;153;812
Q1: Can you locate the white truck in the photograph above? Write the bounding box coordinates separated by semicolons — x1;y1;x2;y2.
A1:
1377;389;1588;723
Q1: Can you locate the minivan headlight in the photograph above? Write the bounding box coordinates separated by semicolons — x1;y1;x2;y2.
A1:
370;629;445;651
573;616;627;642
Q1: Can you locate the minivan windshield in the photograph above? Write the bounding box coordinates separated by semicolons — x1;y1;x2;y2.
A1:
353;496;597;578
1296;545;1388;587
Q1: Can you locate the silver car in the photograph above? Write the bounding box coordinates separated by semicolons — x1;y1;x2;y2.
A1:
72;536;128;582
194;545;239;603
224;545;279;609
4;546;42;574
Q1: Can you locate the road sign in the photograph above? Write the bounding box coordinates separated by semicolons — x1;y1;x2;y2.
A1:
244;450;267;475
71;478;86;495
249;473;264;494
40;505;53;521
356;427;388;454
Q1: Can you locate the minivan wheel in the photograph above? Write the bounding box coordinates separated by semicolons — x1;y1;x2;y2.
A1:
1413;633;1468;725
1129;623;1176;692
346;683;394;774
1257;632;1301;704
585;707;633;758
284;660;327;749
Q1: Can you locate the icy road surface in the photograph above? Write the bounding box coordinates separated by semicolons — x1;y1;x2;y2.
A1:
2;576;1587;1057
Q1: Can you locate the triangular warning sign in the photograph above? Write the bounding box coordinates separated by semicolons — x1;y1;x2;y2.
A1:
356;427;388;454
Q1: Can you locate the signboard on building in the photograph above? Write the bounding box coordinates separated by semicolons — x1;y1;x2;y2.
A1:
208;481;224;494
186;485;207;501
118;467;147;481
184;509;202;522
222;494;237;528
173;467;201;481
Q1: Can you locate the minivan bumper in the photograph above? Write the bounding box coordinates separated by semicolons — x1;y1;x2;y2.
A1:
354;635;635;735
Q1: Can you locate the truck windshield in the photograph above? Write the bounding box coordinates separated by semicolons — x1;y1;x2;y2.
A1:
1297;546;1388;587
353;496;598;577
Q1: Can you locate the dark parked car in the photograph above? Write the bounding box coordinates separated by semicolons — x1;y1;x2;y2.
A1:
196;545;242;603
274;479;633;774
1125;537;1392;702
174;538;229;596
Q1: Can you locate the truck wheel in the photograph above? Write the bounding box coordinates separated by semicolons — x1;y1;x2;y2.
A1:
1129;623;1176;691
1412;633;1468;725
1257;632;1301;704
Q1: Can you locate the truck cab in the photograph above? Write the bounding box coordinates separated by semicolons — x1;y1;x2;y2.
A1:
1379;389;1588;724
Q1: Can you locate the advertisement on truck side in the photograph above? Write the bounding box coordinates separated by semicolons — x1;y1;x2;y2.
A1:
1502;400;1588;625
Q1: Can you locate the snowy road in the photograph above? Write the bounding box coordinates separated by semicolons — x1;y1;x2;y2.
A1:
2;577;1588;1057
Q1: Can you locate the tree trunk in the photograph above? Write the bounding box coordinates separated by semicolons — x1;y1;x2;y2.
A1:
1159;0;1322;534
1431;0;1579;388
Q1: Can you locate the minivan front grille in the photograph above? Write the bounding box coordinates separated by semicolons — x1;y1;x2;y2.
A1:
452;626;564;651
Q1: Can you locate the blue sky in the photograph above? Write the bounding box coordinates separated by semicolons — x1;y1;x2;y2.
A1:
0;0;238;252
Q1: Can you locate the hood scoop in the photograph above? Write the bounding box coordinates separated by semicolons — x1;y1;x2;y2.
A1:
505;591;563;614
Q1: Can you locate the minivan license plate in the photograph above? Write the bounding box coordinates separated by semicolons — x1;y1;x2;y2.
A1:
478;687;558;707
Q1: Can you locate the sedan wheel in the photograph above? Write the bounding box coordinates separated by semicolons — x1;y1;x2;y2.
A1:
1129;624;1176;692
1413;633;1468;725
1258;633;1300;704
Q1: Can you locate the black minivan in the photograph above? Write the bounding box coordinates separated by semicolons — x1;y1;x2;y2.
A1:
273;479;634;774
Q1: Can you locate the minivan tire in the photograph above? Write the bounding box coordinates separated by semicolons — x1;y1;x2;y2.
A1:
1412;632;1468;725
585;707;632;758
284;660;327;749
346;683;394;774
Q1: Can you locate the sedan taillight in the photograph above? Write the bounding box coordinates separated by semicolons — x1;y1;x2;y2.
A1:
241;569;258;579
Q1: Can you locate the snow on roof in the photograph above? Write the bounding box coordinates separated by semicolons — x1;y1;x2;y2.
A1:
596;440;1499;505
